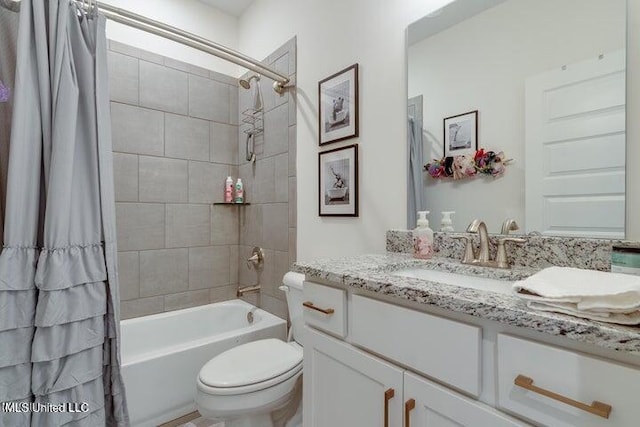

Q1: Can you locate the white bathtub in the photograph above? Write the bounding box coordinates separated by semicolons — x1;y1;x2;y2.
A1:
121;299;287;427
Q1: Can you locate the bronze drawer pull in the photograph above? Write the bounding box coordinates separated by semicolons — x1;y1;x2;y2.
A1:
384;388;394;427
405;398;416;427
302;301;335;315
514;375;612;419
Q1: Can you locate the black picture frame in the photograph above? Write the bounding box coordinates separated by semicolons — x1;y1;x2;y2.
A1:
318;144;359;217
318;64;359;146
443;110;478;157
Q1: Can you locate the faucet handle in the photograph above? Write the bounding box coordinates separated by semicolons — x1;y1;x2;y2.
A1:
495;237;525;268
452;235;476;264
501;219;520;235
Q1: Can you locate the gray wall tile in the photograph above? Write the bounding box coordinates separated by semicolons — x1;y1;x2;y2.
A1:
209;285;237;303
210;70;238;86
116;203;165;251
166;204;210;248
111;103;164;156
110;40;164;65
262;203;289;251
211;205;239;245
139;248;189;297
139;61;188;114
118;251;139;301
189;75;229;122
260;293;287;320
189;246;231;289
188;161;229;204
164;289;211;312
239;204;263;248
211;122;238;164
107;51;139;105
165;114;210;161
288;125;296;176
113;153;138;202
121;296;164;320
230;245;239;284
254;156;275;204
275;153;288;203
164;57;209;78
289;228;297;266
264;104;289;157
229;86;239;125
139;156;188;203
289;177;297;226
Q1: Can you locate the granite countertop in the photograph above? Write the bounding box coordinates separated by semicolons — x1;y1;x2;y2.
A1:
293;253;640;355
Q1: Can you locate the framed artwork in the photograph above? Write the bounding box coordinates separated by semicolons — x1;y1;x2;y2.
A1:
443;110;478;157
319;144;358;217
318;64;359;145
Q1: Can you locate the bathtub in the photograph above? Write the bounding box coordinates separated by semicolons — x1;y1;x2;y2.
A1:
120;299;287;427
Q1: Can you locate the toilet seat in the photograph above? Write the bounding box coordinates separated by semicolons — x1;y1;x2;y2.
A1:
198;339;303;396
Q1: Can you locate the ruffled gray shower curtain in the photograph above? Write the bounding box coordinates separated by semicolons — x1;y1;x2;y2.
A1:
0;0;128;425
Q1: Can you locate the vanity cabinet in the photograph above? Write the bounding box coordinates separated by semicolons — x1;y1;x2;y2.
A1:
303;281;640;427
304;326;520;427
304;326;404;427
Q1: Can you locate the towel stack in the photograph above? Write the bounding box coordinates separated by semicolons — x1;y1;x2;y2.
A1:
513;266;640;325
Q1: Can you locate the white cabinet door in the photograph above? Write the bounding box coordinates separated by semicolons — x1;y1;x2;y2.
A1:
304;326;404;427
404;372;528;427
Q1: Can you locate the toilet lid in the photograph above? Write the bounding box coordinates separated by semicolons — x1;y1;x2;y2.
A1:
199;339;303;388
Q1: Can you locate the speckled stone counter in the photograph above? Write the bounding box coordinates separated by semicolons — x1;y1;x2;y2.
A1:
293;253;640;355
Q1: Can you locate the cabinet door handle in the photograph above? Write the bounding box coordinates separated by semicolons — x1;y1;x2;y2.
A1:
514;375;612;419
302;301;335;315
404;398;416;427
384;388;394;427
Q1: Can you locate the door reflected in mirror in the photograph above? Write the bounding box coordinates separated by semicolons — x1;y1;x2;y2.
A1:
407;0;627;238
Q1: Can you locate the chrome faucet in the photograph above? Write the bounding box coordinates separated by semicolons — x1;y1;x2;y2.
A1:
466;219;491;263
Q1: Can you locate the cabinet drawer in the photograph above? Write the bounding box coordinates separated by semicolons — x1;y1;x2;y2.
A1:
303;281;347;338
497;334;640;427
350;295;482;396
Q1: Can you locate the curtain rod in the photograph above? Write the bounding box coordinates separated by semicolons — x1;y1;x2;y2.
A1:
81;1;290;93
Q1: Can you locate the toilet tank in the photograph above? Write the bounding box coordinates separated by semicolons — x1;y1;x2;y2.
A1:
282;272;305;346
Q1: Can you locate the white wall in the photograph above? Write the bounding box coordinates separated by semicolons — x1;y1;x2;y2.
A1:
102;0;240;76
407;0;625;233
238;0;456;261
628;0;640;240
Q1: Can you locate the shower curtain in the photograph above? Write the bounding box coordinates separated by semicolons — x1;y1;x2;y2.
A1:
0;0;129;425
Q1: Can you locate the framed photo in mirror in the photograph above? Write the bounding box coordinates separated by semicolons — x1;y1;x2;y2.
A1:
443;110;478;157
319;144;358;216
318;64;359;145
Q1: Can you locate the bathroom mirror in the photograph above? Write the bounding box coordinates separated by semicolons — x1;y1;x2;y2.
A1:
407;0;627;238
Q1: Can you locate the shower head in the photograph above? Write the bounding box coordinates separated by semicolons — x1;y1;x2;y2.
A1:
239;74;260;89
239;75;264;111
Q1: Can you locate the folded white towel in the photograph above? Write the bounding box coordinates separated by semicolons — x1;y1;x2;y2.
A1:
513;266;640;325
513;266;640;311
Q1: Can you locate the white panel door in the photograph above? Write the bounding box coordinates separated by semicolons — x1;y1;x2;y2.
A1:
303;326;404;427
525;50;625;238
404;372;527;427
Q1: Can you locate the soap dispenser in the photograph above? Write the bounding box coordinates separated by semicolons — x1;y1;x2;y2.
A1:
413;211;434;259
440;211;455;232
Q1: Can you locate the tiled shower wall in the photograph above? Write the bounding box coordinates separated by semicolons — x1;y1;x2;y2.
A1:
237;38;297;320
107;40;240;319
108;38;297;320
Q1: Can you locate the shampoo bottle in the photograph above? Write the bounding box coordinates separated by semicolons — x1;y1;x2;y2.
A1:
413;211;434;259
234;178;244;203
224;176;234;203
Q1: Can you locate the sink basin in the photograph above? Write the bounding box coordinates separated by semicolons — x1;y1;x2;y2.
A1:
392;268;514;294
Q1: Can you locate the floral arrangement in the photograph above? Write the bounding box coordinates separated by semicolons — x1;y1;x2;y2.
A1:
424;149;511;180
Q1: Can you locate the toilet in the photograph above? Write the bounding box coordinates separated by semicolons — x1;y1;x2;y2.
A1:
196;272;305;427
